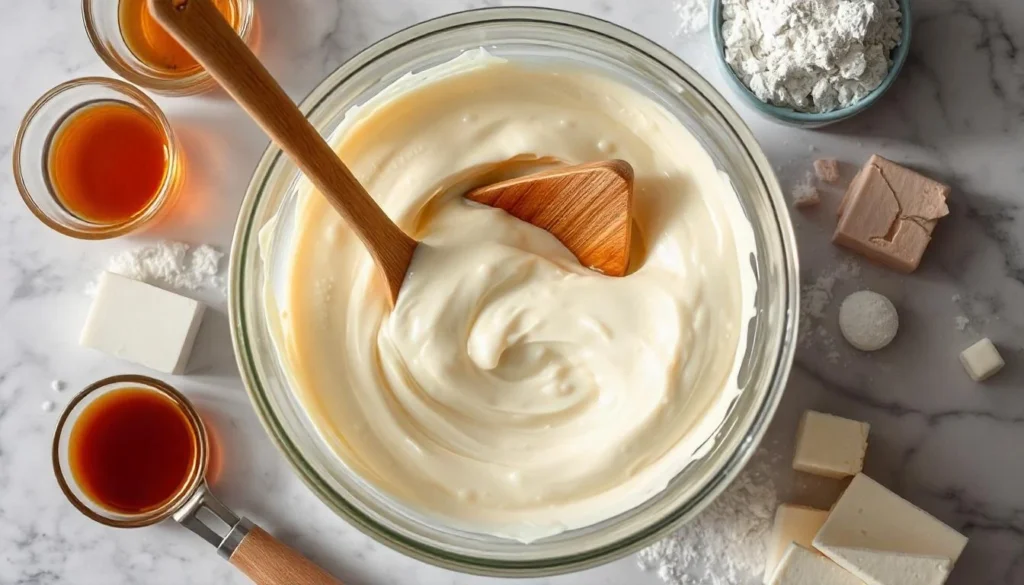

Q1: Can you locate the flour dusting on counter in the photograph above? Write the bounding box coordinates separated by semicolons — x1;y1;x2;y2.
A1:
638;455;777;585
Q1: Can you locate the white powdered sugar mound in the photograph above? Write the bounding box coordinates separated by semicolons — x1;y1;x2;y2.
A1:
801;258;861;322
799;258;861;362
721;0;902;112
637;457;777;585
673;0;710;36
88;241;225;294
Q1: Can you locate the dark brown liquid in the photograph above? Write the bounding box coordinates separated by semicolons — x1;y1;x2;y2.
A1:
69;388;197;514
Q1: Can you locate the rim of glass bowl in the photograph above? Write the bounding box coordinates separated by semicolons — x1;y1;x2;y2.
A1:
229;7;799;576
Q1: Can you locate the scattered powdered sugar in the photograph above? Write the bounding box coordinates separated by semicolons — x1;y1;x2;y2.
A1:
721;0;902;112
801;258;861;321
673;0;710;36
637;456;777;585
88;241;225;294
799;259;861;363
955;315;970;331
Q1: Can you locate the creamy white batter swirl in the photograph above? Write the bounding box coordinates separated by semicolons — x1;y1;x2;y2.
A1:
265;51;756;541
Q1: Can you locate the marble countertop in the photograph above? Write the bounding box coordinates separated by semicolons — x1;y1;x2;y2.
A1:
2;1;1022;584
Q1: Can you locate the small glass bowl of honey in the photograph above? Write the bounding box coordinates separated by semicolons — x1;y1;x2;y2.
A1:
84;0;257;95
52;375;209;527
13;77;183;239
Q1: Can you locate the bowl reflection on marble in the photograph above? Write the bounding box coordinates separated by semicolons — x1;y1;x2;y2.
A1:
229;7;798;576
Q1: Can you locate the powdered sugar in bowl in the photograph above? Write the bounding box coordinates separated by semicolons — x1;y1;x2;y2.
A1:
711;0;912;127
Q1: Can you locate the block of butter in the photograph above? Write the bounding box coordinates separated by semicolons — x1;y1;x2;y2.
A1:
764;504;830;583
833;155;950;273
792;410;870;479
770;544;866;585
813;474;967;585
81;272;206;374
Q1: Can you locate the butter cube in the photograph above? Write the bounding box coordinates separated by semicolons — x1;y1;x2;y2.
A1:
80;272;206;374
764;504;830;583
769;544;866;585
792;411;869;479
813;474;967;585
959;338;1004;381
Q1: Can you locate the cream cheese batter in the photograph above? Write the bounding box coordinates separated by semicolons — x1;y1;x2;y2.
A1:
264;50;757;541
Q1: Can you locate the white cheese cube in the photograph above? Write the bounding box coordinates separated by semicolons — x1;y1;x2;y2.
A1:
792;410;869;478
769;544;866;585
80;272;206;374
959;338;1004;381
813;474;967;585
764;505;830;583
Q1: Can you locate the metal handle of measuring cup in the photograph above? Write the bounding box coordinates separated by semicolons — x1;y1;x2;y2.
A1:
174;482;344;585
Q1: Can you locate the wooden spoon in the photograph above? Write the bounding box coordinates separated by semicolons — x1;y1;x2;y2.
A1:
149;0;416;304
466;160;634;276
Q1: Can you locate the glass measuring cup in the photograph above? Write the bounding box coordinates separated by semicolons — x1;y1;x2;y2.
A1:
52;375;343;585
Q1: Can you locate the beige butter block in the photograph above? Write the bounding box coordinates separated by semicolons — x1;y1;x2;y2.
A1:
763;504;830;583
821;547;951;585
813;474;968;585
769;544;866;585
792;410;869;479
833;155;950;273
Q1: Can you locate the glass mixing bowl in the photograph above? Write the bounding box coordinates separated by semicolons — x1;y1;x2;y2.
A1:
229;7;798;576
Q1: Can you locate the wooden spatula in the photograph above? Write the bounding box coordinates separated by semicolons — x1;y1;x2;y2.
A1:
149;0;416;305
466;160;634;276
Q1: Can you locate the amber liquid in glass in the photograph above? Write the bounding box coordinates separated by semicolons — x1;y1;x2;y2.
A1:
69;388;197;515
119;0;237;73
45;100;168;225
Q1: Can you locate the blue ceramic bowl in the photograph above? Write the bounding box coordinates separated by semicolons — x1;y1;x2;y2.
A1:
710;0;912;128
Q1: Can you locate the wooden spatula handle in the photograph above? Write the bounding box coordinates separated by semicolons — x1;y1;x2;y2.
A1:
148;0;416;300
229;524;343;585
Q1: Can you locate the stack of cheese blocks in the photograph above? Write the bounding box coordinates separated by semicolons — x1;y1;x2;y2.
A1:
765;411;968;585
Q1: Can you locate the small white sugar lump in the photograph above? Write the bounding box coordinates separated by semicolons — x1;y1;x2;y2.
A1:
793;410;869;479
839;291;898;351
41;401;55;412
960;338;1004;381
51;379;65;392
80;272;206;374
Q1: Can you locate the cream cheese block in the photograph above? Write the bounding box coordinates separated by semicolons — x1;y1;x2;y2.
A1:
764;504;830;583
820;547;951;585
792;410;870;478
80;271;205;374
813;474;968;585
770;544;866;585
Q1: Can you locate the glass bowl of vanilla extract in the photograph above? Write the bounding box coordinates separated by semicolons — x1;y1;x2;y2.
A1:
83;0;257;96
13;77;183;239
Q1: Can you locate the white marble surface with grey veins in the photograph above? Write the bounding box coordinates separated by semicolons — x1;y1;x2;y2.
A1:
1;0;1022;584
